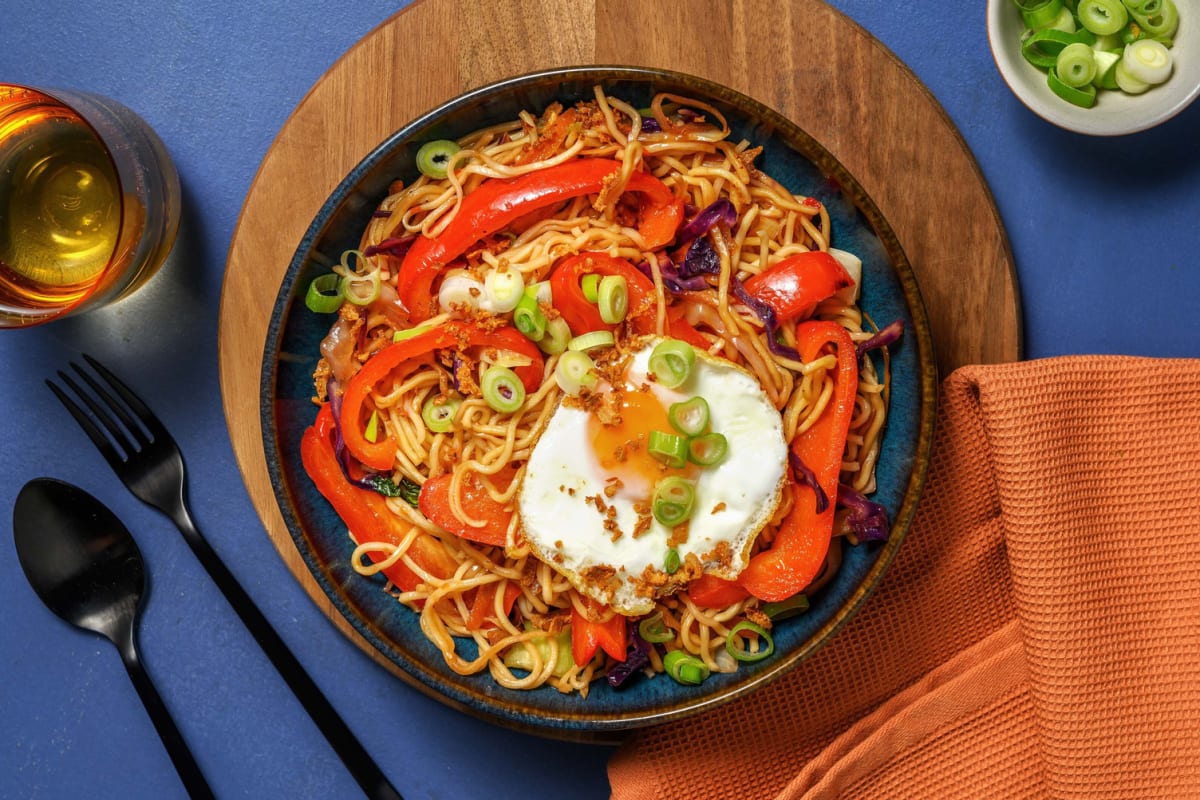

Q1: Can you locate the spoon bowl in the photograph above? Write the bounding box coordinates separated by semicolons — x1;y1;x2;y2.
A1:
13;478;213;799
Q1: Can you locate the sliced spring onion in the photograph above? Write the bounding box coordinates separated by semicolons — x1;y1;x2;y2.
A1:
1131;0;1179;38
1077;0;1128;34
581;273;600;303
1056;42;1098;87
663;548;682;574
638;612;676;644
597;275;628;324
554;351;597;395
648;339;695;389
512;293;547;342
363;410;380;443
724;621;775;663
687;432;729;466
1021;28;1089;68
567;330;615;352
394;323;434;342
502;629;573;677
480;366;525;413
1048;67;1099;106
668;397;710;437
525;280;553;305
438;271;485;312
1114;58;1152;93
1047;5;1079;31
339;270;381;306
1123;38;1173;84
648;431;688;469
305;273;343;313
1022;0;1065;29
1092;49;1122;89
421;395;462;433
652;476;695;526
662;650;709;685
761;594;811;620
415;139;461;179
537;316;571;355
483;268;523;313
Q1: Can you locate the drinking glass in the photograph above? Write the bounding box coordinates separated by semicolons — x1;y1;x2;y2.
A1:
0;84;181;328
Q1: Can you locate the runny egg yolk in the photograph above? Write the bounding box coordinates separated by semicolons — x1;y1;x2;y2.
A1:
587;386;697;498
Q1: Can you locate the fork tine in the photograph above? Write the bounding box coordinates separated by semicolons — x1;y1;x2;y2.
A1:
46;377;127;470
55;368;139;457
70;359;152;449
82;353;171;443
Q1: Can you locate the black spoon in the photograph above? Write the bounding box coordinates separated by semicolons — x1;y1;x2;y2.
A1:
13;478;214;800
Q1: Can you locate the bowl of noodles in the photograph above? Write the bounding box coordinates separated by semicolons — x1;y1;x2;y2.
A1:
262;66;936;738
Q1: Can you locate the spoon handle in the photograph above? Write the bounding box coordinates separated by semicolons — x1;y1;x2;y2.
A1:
120;643;215;800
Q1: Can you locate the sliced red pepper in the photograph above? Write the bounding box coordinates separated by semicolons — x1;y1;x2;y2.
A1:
417;467;517;547
739;321;858;601
398;159;683;320
742;251;853;323
665;305;711;349
466;581;522;631
301;405;458;596
339;322;543;471
549;252;657;337
687;321;858;605
570;595;628;666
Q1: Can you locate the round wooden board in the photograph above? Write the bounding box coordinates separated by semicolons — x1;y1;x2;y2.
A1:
218;0;1021;677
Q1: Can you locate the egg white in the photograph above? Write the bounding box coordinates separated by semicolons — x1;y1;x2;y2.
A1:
518;338;789;615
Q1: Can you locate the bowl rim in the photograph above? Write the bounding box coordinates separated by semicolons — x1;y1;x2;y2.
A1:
986;0;1200;136
260;64;938;738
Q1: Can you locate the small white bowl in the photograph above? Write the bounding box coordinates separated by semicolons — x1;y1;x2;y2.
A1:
987;0;1200;135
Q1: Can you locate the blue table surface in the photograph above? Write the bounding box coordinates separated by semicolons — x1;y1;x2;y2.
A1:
3;2;1198;798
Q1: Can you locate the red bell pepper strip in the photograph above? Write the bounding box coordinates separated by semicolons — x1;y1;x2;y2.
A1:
417;467;517;547
398;159;683;320
742;251;853;323
466;581;522;631
339;321;543;471
300;405;458;596
687;321;858;605
571;596;628;666
549;252;658;337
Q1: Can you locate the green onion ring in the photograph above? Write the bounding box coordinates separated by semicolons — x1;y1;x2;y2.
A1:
1020;28;1089;68
597;275;628;324
1022;0;1065;29
480;366;525;413
421;395;462;433
648;431;688;470
513;293;547;342
761;594;811;620
415;139;461;179
581;273;600;303
725;620;776;663
1056;42;1098;87
638;613;676;643
648;338;695;389
1048;68;1099;107
663;548;682;574
687;432;728;467
1077;0;1128;34
652;477;695;526
662;650;710;685
537;317;572;355
567;330;615;352
304;273;343;313
554;350;597;395
668;396;710;437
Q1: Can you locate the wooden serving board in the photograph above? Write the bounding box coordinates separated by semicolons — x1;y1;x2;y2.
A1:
218;0;1021;672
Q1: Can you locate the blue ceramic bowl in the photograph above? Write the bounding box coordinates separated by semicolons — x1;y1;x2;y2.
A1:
262;66;936;740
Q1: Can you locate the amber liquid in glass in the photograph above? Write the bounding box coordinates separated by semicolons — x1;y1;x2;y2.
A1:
0;87;122;313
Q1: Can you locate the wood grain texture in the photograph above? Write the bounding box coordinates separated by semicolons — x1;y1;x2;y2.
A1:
218;0;1020;674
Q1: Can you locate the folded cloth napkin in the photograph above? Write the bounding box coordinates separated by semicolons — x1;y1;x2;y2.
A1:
610;356;1200;799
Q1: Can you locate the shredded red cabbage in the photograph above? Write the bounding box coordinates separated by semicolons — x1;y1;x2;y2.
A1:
790;452;830;513
676;198;737;244
371;210;392;219
639;116;662;134
607;622;652;688
362;237;413;259
635;253;709;294
837;485;890;542
856;320;904;361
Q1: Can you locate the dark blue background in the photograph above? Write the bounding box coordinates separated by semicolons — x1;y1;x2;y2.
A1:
2;3;1197;798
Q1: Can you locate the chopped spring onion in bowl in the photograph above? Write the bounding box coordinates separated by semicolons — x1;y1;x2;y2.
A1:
988;0;1198;134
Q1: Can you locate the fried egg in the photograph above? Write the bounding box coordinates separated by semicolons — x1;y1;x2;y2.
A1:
518;337;789;615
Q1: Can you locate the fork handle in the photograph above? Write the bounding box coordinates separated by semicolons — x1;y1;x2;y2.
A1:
170;506;402;800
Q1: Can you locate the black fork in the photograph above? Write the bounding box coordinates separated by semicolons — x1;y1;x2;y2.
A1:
49;355;402;800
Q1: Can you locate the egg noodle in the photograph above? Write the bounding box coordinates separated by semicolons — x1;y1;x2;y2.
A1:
309;87;891;696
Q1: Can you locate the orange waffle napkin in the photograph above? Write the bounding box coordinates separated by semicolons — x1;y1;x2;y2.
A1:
610;356;1200;799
